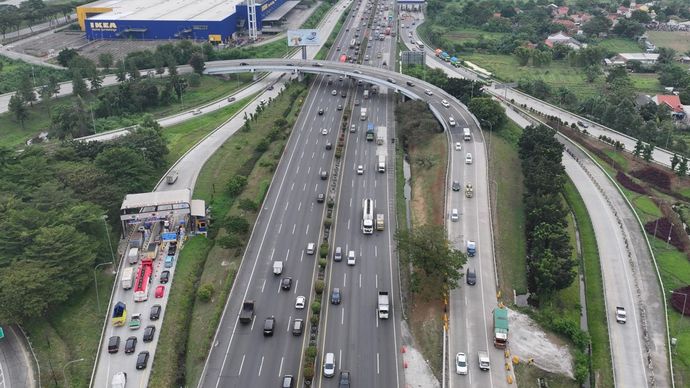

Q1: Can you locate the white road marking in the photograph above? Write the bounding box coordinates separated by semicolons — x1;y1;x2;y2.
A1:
292;224;296;234
278;223;283;234
238;354;246;375
306;224;310;236
258;356;264;376
279;356;284;377
261;279;266;293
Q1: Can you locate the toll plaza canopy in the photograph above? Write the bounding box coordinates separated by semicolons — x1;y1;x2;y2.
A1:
262;0;300;22
120;189;192;225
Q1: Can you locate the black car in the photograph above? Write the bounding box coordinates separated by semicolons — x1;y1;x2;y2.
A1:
466;268;477;285
339;371;351;388
406;81;415;87
167;245;176;256
136;351;149;369
125;336;137;354
160;270;170;284
325;142;333;150
108;335;120;353
143;325;156;342
452;181;461;191
318;108;324;115
317;193;325;203
331;288;341;305
150;304;161;320
320;170;329;180
281;277;293;290
341;91;347;98
239;62;248;66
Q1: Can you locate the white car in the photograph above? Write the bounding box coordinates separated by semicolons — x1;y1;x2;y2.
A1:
260;99;267;105
347;250;356;266
448;116;457;126
455;352;468;375
295;296;306;309
192;108;202;115
465;153;473;164
455;142;462;151
321;128;328;135
451;208;459;222
424;89;433;96
357;165;364;175
441;99;450;108
331;89;338;96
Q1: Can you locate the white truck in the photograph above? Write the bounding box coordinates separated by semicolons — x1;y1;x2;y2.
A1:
377;154;386;172
377;291;390;319
273;261;283;275
376;214;385;231
121;267;134;290
463;127;471;141
362;199;374;234
360;107;368;121
363;89;370;99
377;126;387;145
478;351;490;370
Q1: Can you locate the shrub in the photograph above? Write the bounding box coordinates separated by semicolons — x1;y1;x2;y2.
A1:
197;283;214;302
303;366;314;380
225;216;249;234
306;345;317;358
324;218;332;228
615;171;647;194
311;301;321;314
255;139;269;152
314;280;325;294
644;218;687;251
238;198;258;211
227;175;248;197
319;243;329;258
218;233;243;249
319;258;327;269
630;166;672;190
671;286;690;316
310;314;320;325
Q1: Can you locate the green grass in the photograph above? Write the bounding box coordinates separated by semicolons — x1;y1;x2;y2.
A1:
648;31;690;53
594;38;643;53
489;122;528;297
631;194;663;220
630;73;661;94
25;267;116;388
163;95;255;163
514;363;580;388
602;149;629;170
563;180;614;388
445;27;507;42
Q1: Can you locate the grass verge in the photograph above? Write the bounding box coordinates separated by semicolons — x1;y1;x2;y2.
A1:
314;3;350;60
563;179;614;387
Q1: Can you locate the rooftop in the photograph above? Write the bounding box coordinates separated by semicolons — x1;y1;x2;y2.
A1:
121;188;191;210
656;94;685;113
81;0;244;22
616;53;660;61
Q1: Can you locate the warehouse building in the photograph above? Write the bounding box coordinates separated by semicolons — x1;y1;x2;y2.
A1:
77;0;294;42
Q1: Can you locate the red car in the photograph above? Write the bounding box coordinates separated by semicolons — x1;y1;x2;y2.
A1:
155;285;165;298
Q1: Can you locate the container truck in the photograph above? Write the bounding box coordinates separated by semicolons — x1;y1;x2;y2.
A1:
366;123;375;141
440;52;450;61
377;154;386;172
240;300;255;324
493;306;509;348
121;267;134;290
360;107;368;121
434;48;443;56
377;291;390;319
450;57;459;66
376;126;387;145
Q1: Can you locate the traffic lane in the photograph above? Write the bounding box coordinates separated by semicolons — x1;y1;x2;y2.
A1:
0;325;33;388
562;157;648;386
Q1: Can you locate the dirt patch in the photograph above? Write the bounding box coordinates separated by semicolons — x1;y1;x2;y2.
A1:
409;285;445;377
509;308;574;379
408;135;448;227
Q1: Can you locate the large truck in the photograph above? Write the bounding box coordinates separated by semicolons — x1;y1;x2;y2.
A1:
450;57;459;67
366;123;375;141
362;198;374;234
360;107;368;121
376;214;385;231
493;306;509;348
376;126;386;145
377;154;386;172
441;52;451;61
112;302;127;326
240;300;255;324
363;89;369;99
434;48;443;56
377;291;390;319
121;267;134;290
463;127;472;141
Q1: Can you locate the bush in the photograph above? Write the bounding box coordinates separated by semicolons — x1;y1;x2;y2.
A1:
615;171;647;194
227;175;248;197
225;216;250;234
310;314;320;325
318;258;327;269
671;286;690;316
303;366;314;380
218;233;243;249
630;166;672;190
314;280;325;294
319;243;329;258
256;139;270;152
197;283;214;302
324;217;332;228
238;198;258;211
644;218;687;251
306;345;317;358
311;301;321;314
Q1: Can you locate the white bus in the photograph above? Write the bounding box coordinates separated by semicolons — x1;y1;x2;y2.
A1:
362;199;374;235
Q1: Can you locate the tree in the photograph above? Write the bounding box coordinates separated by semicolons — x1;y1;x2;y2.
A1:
514;47;532;66
629;9;652;23
56;48;78;67
8;94;28;128
154;55;166;76
115;59;127;82
126;59;140;80
89;71;104;93
170;75;188;102
167;55;178;76
17;71;36;107
227;175;248;197
642;143;654;162
189;52;206;75
613;19;645;39
584;65;602;83
468;97;506;130
71;69;88;98
678;157;688;176
38;84;54;106
97;52;114;71
671;153;680;171
582;14;612;36
395;224;466;293
657;47;676;65
633;139;644;157
556;86;577;106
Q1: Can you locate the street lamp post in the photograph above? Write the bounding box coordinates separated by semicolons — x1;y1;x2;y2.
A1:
94;262;113;313
62;358;84;387
102;215;116;265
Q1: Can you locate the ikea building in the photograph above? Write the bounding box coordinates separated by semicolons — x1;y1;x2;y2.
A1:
77;0;294;42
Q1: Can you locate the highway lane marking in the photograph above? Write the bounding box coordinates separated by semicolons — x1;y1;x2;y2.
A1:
278;223;283;234
301;150;304;159
363;179;367;188
375;274;379;289
258;356;264;376
298;202;302;211
343;272;347;286
292;224;296;234
347;219;350;230
303;183;307;191
238;354;246;376
287;317;292;333
341;309;345;325
294;280;299;294
277;282;282;294
374;246;378;257
314;183;318;192
279;356;284;377
359;273;362;288
300;251;304;263
305;224;310;236
339;349;343;371
312;151;316;159
296;165;300;174
377;353;380;374
285;249;290;262
290;182;294;192
349;198;352;207
261;279;266;293
306;166;311;175
269;248;275;262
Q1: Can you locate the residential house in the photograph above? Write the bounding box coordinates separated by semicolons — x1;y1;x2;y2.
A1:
609;53;659;65
654;94;686;120
544;32;586;50
554;19;577;33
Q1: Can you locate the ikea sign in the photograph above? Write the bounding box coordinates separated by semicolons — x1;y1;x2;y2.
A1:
261;0;277;12
89;22;118;31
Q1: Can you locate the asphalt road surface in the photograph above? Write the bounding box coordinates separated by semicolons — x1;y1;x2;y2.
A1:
0;325;34;388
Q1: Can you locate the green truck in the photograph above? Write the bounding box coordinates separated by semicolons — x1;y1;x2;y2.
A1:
493;306;508;348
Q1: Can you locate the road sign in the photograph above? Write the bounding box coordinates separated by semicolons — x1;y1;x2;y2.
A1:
161;232;177;242
0;326;4;339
